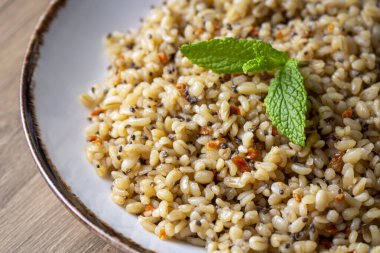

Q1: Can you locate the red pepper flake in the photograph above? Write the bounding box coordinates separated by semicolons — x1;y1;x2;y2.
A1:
158;229;167;239
158;52;169;64
90;108;105;116
272;127;278;136
329;152;344;172
232;155;250;172
200;126;213;135
246;148;260;160
230;105;241;115
325;225;338;234
213;170;218;182
117;53;124;60
176;84;187;97
342;107;353;118
320;239;332;249
87;135;102;145
276;31;284;40
145;204;155;212
293;192;303;202
213;21;221;32
206;138;223;150
335;193;345;201
195;28;203;36
249;26;259;37
87;136;98;142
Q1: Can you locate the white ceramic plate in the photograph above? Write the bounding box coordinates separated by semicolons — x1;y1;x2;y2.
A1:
20;0;204;252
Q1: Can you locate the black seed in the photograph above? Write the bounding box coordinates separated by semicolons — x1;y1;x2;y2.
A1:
226;23;232;30
148;34;152;39
130;135;136;141
168;65;175;74
162;151;169;158
361;121;369;132
285;243;290;249
96;165;100;168
279;189;284;195
302;217;308;222
232;84;238;93
119;146;123;152
187;96;198;104
129;107;135;112
291;156;298;162
221;143;228;149
117;155;121;160
195;220;201;226
91;87;95;93
106;33;112;39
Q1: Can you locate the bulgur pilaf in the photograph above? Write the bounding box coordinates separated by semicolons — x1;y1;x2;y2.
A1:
80;0;380;252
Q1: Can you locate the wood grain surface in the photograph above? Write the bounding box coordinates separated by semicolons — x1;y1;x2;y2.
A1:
0;1;119;252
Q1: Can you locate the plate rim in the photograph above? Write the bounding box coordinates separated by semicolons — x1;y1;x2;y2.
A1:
19;1;154;252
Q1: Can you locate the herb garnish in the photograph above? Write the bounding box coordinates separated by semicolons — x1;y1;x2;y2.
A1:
180;38;307;146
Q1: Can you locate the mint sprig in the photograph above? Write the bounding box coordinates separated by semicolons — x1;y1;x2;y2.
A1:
264;59;306;146
180;38;308;146
180;38;289;74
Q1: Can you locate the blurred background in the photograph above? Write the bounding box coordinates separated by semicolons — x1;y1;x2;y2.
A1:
0;1;117;252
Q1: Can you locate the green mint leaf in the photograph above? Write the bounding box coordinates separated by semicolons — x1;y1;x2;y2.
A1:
180;38;288;74
264;59;307;146
242;42;289;73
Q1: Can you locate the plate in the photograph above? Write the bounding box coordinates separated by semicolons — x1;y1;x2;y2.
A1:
20;0;204;252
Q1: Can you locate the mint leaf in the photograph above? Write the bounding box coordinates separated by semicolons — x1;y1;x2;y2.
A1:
180;38;288;74
242;42;289;73
264;59;307;146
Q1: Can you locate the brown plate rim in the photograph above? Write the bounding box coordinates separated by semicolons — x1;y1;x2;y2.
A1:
19;0;155;252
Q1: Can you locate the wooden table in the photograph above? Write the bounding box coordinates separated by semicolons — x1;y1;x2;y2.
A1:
0;1;119;252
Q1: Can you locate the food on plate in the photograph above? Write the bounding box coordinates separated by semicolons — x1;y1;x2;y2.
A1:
80;0;380;252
